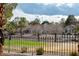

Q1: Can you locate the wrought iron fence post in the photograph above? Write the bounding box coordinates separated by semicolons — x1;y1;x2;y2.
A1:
32;51;33;56
8;34;11;53
54;33;57;42
77;33;79;53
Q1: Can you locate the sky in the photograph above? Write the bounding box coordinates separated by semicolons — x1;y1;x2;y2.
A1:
11;3;79;22
16;3;79;15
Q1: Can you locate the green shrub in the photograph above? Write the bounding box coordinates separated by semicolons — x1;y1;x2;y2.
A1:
70;52;78;56
36;48;44;55
20;47;27;53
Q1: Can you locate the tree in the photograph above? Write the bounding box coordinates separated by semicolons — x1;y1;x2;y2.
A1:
41;20;50;25
41;20;50;34
65;15;77;27
18;17;28;38
60;18;65;27
75;24;79;33
4;4;17;20
0;4;17;26
13;17;20;22
0;3;17;30
12;17;20;30
29;18;40;25
5;21;17;35
29;18;41;36
0;3;17;55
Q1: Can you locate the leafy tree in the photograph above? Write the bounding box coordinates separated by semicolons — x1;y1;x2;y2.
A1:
18;17;28;38
13;17;20;22
29;18;41;37
29;18;40;25
60;18;65;27
75;25;79;33
0;3;17;28
0;4;17;27
41;20;50;34
5;21;16;35
12;17;20;30
4;4;17;20
42;20;50;25
65;15;77;26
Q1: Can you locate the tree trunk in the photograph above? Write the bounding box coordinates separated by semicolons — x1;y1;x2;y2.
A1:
0;29;4;55
37;32;40;41
20;28;22;38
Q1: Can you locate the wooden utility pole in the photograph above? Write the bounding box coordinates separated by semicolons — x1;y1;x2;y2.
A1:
0;3;5;55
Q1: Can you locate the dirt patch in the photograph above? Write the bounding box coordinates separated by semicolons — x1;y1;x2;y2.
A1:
43;42;78;53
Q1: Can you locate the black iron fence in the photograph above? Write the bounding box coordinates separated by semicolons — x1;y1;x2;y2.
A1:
4;33;79;56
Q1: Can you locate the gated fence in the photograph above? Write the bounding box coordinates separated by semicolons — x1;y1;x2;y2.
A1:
4;33;79;56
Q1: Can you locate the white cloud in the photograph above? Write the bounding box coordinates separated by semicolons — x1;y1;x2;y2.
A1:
66;3;74;7
56;3;74;7
11;8;38;22
11;8;79;23
56;3;65;7
11;8;67;22
56;3;74;12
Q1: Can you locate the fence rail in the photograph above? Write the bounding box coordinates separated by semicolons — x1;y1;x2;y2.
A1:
4;33;79;56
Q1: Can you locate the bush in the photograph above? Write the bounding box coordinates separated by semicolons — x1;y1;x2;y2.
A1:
36;48;44;55
70;52;78;56
20;47;27;53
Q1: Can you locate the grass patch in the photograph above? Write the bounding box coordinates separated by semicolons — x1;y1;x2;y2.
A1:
4;39;47;47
